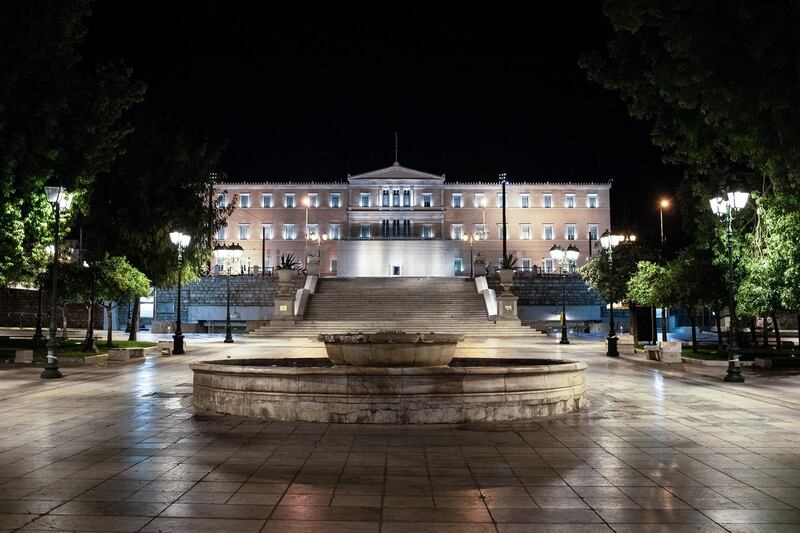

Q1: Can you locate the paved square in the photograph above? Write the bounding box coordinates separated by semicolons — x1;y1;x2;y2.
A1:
1;334;799;532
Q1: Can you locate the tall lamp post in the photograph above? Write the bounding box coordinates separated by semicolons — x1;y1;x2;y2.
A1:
82;261;98;352
42;186;72;379
710;191;750;383
169;231;191;355
214;243;243;343
499;173;508;259
659;199;670;244
461;232;482;278
599;230;623;357
549;244;580;344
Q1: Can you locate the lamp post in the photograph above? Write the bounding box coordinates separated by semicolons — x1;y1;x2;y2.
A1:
599;230;623;357
303;196;310;262
214;242;243;343
461;233;482;278
499;173;508;259
82;261;98;352
41;186;72;379
710;191;750;383
169;231;191;355
549;244;581;344
659;198;670;245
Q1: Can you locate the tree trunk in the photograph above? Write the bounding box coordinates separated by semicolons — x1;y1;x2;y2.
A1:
128;298;140;341
661;306;668;342
84;303;92;343
749;317;757;346
650;305;656;345
772;309;782;352
629;302;639;344
763;312;769;348
688;307;698;353
714;306;724;353
107;306;113;348
61;307;68;340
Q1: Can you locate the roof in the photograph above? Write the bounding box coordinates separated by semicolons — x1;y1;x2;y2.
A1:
347;161;445;182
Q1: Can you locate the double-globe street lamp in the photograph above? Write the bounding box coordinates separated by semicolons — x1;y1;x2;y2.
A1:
599;230;623;357
169;231;191;355
41;186;72;379
461;232;483;278
710;191;750;383
213;242;244;343
549;244;580;344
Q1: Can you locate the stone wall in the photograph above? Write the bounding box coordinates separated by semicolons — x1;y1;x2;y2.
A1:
0;287;104;329
153;274;304;328
486;273;602;307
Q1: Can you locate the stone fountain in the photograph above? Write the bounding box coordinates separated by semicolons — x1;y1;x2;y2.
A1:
191;331;587;423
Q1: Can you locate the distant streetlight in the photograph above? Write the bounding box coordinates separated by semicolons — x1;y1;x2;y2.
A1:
169;231;191;355
549;244;580;344
214;242;243;343
659;198;670;244
499;173;508;259
710;191;750;383
41;186;72;379
599;230;623;357
462;232;482;278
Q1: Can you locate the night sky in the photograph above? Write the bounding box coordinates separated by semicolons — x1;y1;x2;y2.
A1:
83;3;683;243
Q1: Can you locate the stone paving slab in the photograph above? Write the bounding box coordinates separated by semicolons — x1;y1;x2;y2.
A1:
0;334;800;532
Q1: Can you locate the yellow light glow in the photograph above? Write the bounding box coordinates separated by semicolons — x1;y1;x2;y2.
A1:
660;198;670;208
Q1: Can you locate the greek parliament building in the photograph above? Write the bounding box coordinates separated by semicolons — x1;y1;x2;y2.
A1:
215;161;611;277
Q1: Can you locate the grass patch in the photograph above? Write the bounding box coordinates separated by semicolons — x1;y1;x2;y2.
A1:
681;347;728;360
0;337;155;357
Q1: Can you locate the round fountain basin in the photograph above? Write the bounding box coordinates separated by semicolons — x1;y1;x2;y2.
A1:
320;333;462;367
191;357;588;424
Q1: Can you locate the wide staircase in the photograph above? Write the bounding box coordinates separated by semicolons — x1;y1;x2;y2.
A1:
249;277;543;337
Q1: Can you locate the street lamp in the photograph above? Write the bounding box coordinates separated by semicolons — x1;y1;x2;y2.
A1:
214;242;243;343
461;232;482;278
549;244;581;344
303;196;310;261
169;231;191;355
41;186;72;379
710;190;750;383
82;260;98;352
499;173;508;259
599;230;623;357
659;198;670;244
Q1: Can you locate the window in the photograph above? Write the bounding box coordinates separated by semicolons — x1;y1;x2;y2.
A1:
451;224;463;240
496;193;506;207
422;193;432;207
216;194;227;208
520;194;530;208
421;224;434;239
307;223;319;238
403;190;411;207
238;223;250;240
329;193;341;208
360;193;370;207
543;258;554;273
382;190;390;207
392;265;401;276
393;189;400;207
264;258;271;270
588;224;599;240
360;224;371;238
261;224;273;240
520;224;531;240
521;258;532;271
475;224;486;239
565;194;575;208
329;224;341;240
284;193;296;208
474;193;485;208
566;224;577;240
587;194;598;208
307;193;318;207
216;226;226;240
543;224;554;240
262;193;272;208
497;224;508;240
330;258;338;273
454;258;463;273
543;193;553;208
240;194;250;208
283;224;296;240
452;193;463;208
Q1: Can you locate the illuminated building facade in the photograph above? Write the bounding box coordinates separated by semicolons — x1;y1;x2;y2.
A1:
216;162;611;277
